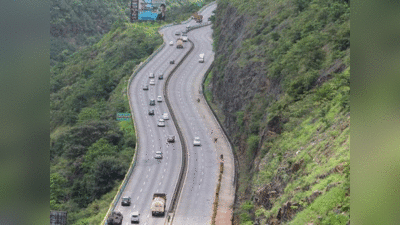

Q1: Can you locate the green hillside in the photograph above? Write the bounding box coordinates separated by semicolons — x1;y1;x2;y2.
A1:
205;0;350;224
50;21;163;224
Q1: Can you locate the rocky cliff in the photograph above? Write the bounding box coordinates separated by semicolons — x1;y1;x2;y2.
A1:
206;0;350;223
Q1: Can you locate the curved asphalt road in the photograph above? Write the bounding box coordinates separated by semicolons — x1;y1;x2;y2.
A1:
167;5;218;225
112;4;217;225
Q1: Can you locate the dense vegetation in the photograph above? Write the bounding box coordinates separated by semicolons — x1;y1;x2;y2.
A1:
50;0;130;66
50;22;163;224
205;0;350;224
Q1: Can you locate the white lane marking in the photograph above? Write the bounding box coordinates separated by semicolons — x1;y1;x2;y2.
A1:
140;189;142;192
137;196;140;200
143;181;146;185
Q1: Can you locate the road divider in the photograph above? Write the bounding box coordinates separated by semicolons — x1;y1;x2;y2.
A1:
163;38;195;225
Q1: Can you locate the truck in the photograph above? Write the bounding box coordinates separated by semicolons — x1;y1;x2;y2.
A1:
176;38;183;49
199;53;204;63
107;211;123;225
151;193;166;216
192;12;203;23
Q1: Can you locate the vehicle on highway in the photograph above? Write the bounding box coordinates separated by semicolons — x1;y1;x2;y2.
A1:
150;99;155;106
170;60;175;64
149;73;155;78
199;53;205;63
169;41;173;46
162;112;169;120
143;85;149;90
121;196;131;206
151;193;166;216
131;212;140;224
175;31;180;36
155;151;163;159
158;74;164;80
193;137;201;146
150;79;155;85
148;109;154;115
182;32;187;36
182;36;188;42
192;12;203;23
167;135;175;143
157;96;162;102
158;118;165;127
107;211;123;225
176;38;183;49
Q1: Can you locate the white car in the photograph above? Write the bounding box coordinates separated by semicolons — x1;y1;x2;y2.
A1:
157;96;162;102
193;137;201;146
155;151;163;159
131;211;140;223
169;41;173;46
162;112;169;120
158;118;165;127
150;79;155;85
149;73;155;78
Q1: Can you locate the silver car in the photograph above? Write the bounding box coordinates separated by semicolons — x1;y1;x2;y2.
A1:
162;112;169;120
157;96;163;102
131;211;140;223
193;137;201;146
150;79;155;85
158;118;165;127
149;73;155;78
155;151;163;159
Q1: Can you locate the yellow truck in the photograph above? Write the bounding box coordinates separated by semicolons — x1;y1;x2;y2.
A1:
192;12;203;23
151;193;166;216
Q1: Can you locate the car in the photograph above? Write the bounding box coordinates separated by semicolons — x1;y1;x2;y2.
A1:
170;60;175;64
148;109;154;115
149;73;155;78
208;17;211;21
158;74;164;80
175;31;180;36
169;41;173;46
155;151;163;159
143;85;149;90
157;118;165;127
193;137;201;146
150;79;155;85
150;99;155;106
157;96;162;102
131;211;140;223
182;32;187;36
167;135;175;143
121;196;131;206
162;112;169;120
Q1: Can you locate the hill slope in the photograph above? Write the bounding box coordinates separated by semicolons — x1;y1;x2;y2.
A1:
205;0;350;224
50;22;162;224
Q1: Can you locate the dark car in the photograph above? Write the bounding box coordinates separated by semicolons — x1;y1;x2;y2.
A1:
148;109;154;115
150;99;155;106
167;135;175;143
158;74;164;80
170;60;175;64
121;196;131;206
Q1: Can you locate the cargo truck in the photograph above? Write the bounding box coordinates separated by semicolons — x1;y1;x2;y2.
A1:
192;12;203;23
151;193;166;216
107;211;123;225
176;38;183;49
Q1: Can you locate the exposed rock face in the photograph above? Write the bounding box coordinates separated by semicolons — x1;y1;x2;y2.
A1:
210;3;278;140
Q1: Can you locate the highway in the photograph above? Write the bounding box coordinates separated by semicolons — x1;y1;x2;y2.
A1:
167;9;217;224
112;3;217;225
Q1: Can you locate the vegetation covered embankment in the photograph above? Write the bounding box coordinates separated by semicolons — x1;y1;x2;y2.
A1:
50;21;162;224
205;0;350;224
